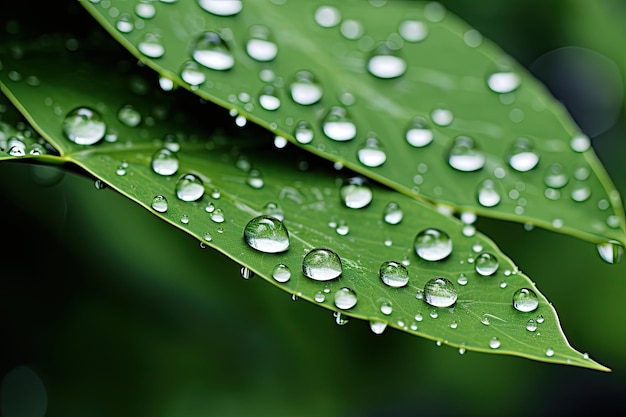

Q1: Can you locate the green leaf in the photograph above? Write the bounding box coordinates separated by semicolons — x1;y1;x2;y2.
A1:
0;32;607;370
80;0;626;247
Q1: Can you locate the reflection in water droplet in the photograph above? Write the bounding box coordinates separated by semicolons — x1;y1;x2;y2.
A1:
289;70;323;105
370;321;387;335
294;121;314;144
448;136;485;172
487;72;521;94
399;20;428;42
247;169;264;189
151;148;179;176
315;291;326;302
135;2;156;18
181;60;206;86
211;209;225;223
405;117;434;147
544;163;568;188
457;273;468;286
62;107;106;145
489;337;501;349
423;277;457;308
334;311;349;325
259;85;281;110
596;240;624;264
512;288;539;312
340;177;373;209
117;105;141;127
302;248;342;281
198;0;243;16
272;263;291;283
151;195;168;213
138;33;165;58
570;183;591;202
383;202;403;225
116;13;134;33
246;25;278;62
526;319;537;332
476;179;501;207
180;214;189;224
367;42;407;79
334;287;357;310
545;348;555;357
240;266;254;279
380;300;393;315
508;137;539;172
475;252;499;276
322;106;356;141
357;135;386;167
431;108;453;126
340;19;364;40
244;215;290;253
379;261;409;288
570;134;590;152
414;228;453;261
175;173;205;202
314;5;341;27
192;31;234;71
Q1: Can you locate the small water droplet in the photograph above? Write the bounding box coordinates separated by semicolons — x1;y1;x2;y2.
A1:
314;5;341;27
380;300;393;315
457;273;468;286
180;60;206;86
570;183;591;202
334;311;349;325
429;310;439;319
151;195;168;213
545;347;555;357
138;33;165;58
475;252;499;276
240;266;254;279
448;136;485;172
480;314;490;325
357;134;386;167
151;148;179;176
340;19;364;40
399;20;428;42
259;85;281;110
180;214;189;224
405;117;434;148
544;163;569;188
383;202;403;225
570;134;590;152
536;314;545;324
476;179;501;207
314;291;326;303
487;71;521;94
289;70;323;106
334;287;357;310
335;221;349;236
192;31;234;71
247;169;265;189
508;137;539;172
415;313;423;321
489;337;501;349
423;277;457;308
117;105;142;127
379;261;409;288
370;321;387;335
596;240;624;264
272;263;291;283
62;107;106;145
262;202;284;221
431;108;454;127
450;321;458;329
340;177;373;209
246;25;278;62
198;0;242;16
135;2;156;18
175;173;205;201
244;215;290;253
367;42;406;79
322;106;356;141
294;121;314;144
302;248;342;281
526;319;537;332
512;288;539;312
414;228;453;261
210;209;225;223
116;13;134;33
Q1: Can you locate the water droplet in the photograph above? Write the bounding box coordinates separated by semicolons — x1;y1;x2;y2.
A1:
405;117;434;147
151;148;179;176
334;287;357;310
476;179;501;207
314;291;326;302
289;70;323;106
423;277;457;308
211;188;221;199
340;19;364;40
526;319;537;332
415;313;423;322
272;263;291;283
198;0;242;16
357;134;387;167
116;13;134;33
175;173;205;202
240;266;254;279
246;25;278;62
138;33;165;58
448;136;485;172
117;105;141;127
480;314;490;325
489;337;501;349
544;163;568;188
180;214;189;224
262;202;284;221
380;300;393;315
159;76;174;91
367;42;407;79
570;134;590;152
180;60;206;86
314;5;341;28
383;202;403;225
414;228;453;261
457;273;468;286
536;314;545;324
210;209;225;223
62;107;106;145
192;31;234;71
487;71;521;94
322;106;356;141
247;169;265;189
370;321;387;335
135;2;156;18
302;248;342;281
449;321;458;329
596;240;624;264
429;310;438;319
399;20;428;42
431;108;453;126
475;252;499;276
379;261;409;288
508;137;539;172
335;221;349;236
258;85;281;111
340;177;373;209
294;121;314;144
244;215;290;253
570;183;591;202
151;195;168;213
334;311;349;325
545;347;555;357
512;288;539;312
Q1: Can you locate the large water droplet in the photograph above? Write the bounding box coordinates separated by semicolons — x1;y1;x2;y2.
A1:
246;25;277;62
414;228;453;261
423;277;457;308
383;202;403;225
322;106;356;141
379;261;409;288
596;240;624;264
487;71;521;94
151;195;168;213
357;134;386;167
508;137;539;172
334;287;357;310
405;117;434;147
192;31;234;71
289;70;323;106
367;42;407;79
198;0;242;16
180;60;206;86
302;248;342;281
448;136;485;172
243;215;290;253
272;263;291;283
62;107;106;145
151;148;179;176
512;288;539;312
138;33;165;58
475;252;499;276
340;176;373;209
476;179;501;207
175;173;205;201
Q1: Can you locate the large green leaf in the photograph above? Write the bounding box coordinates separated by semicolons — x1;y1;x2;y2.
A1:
80;0;626;248
0;32;606;370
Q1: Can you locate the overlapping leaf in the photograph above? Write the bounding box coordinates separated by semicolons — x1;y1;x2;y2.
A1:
80;0;626;248
0;31;607;369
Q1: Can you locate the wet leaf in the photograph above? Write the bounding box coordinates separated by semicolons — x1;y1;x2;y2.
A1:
80;0;625;247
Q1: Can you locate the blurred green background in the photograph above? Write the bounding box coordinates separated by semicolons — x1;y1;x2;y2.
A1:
1;1;626;416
